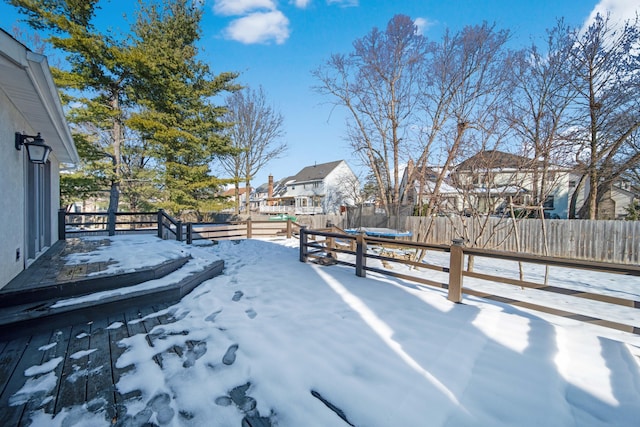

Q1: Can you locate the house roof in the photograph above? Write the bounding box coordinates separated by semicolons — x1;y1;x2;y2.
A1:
222;187;250;197
0;29;79;164
414;180;459;194
290;160;343;183
456;150;539;171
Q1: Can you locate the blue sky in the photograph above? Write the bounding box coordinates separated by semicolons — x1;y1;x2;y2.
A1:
1;0;637;187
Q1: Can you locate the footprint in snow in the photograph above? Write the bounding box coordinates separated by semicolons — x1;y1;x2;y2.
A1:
205;309;222;323
215;382;272;425
183;341;207;368
245;308;257;319
223;344;239;365
147;392;175;424
232;291;244;302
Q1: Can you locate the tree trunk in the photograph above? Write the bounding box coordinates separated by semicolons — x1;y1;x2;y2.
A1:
108;94;123;213
245;176;251;215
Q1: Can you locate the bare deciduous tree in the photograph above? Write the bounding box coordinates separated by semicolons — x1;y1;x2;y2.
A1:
413;22;513;219
313;14;428;216
509;20;577;208
221;86;287;214
568;13;640;219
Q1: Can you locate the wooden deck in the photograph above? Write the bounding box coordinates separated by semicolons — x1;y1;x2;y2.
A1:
0;302;176;426
0;236;240;425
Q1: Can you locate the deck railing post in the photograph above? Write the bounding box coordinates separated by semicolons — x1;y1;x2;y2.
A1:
186;223;193;244
108;210;116;236
157;209;164;239
299;226;308;262
448;238;465;303
247;219;252;239
355;232;367;277
58;208;66;240
287;219;292;238
176;220;183;241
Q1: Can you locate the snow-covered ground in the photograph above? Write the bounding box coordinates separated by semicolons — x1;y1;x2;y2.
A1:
17;235;640;426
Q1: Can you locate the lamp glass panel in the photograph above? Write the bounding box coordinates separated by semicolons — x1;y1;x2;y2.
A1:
25;143;50;164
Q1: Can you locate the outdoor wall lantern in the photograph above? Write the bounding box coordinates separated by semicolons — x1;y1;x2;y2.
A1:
15;132;52;164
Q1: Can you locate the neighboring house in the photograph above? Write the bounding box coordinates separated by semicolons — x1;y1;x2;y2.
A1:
0;30;80;289
401;151;577;218
402;150;638;219
220;186;251;213
400;161;463;214
572;178;638;220
451;150;575;218
258;160;359;215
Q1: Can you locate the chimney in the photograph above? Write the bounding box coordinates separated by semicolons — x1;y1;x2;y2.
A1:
268;174;274;199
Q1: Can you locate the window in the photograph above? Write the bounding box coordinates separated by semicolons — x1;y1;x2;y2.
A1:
543;195;554;209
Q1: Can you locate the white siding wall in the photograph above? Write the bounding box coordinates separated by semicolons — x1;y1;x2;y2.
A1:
323;161;358;214
0;90;63;289
0;89;29;288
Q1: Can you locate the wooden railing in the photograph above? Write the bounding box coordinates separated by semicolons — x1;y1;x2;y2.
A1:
185;220;301;244
60;209;301;243
60;210;159;238
299;227;640;334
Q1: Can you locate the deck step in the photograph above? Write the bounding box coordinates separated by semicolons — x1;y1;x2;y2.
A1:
0;259;224;338
0;256;191;308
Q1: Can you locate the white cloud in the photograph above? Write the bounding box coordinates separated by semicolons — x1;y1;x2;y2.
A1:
213;0;276;16
584;0;639;28
414;17;435;35
327;0;359;7
291;0;312;7
224;11;291;45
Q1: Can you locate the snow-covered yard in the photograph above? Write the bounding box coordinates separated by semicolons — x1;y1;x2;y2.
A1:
17;235;640;426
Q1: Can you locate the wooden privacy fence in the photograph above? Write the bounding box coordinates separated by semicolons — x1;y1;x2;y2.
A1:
288;214;640;264
342;215;640;265
299;227;640;334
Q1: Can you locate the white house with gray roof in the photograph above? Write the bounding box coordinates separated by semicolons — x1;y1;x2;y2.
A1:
259;160;358;215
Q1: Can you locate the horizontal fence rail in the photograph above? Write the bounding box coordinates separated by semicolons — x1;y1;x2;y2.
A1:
185;220;300;244
60;210;301;243
299;227;640;335
60;210;159;238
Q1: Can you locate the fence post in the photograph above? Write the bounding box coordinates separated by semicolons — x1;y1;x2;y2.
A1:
157;209;164;239
448;238;465;303
186;223;192;244
108;210;116;236
355;232;367;277
58;208;66;240
299;226;308;262
287;219;292;238
176;220;183;242
247;219;252;239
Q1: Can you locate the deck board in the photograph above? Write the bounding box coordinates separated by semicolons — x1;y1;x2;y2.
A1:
17;329;63;427
40;326;73;418
86;317;117;422
108;311;134;421
0;335;30;427
55;322;91;413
